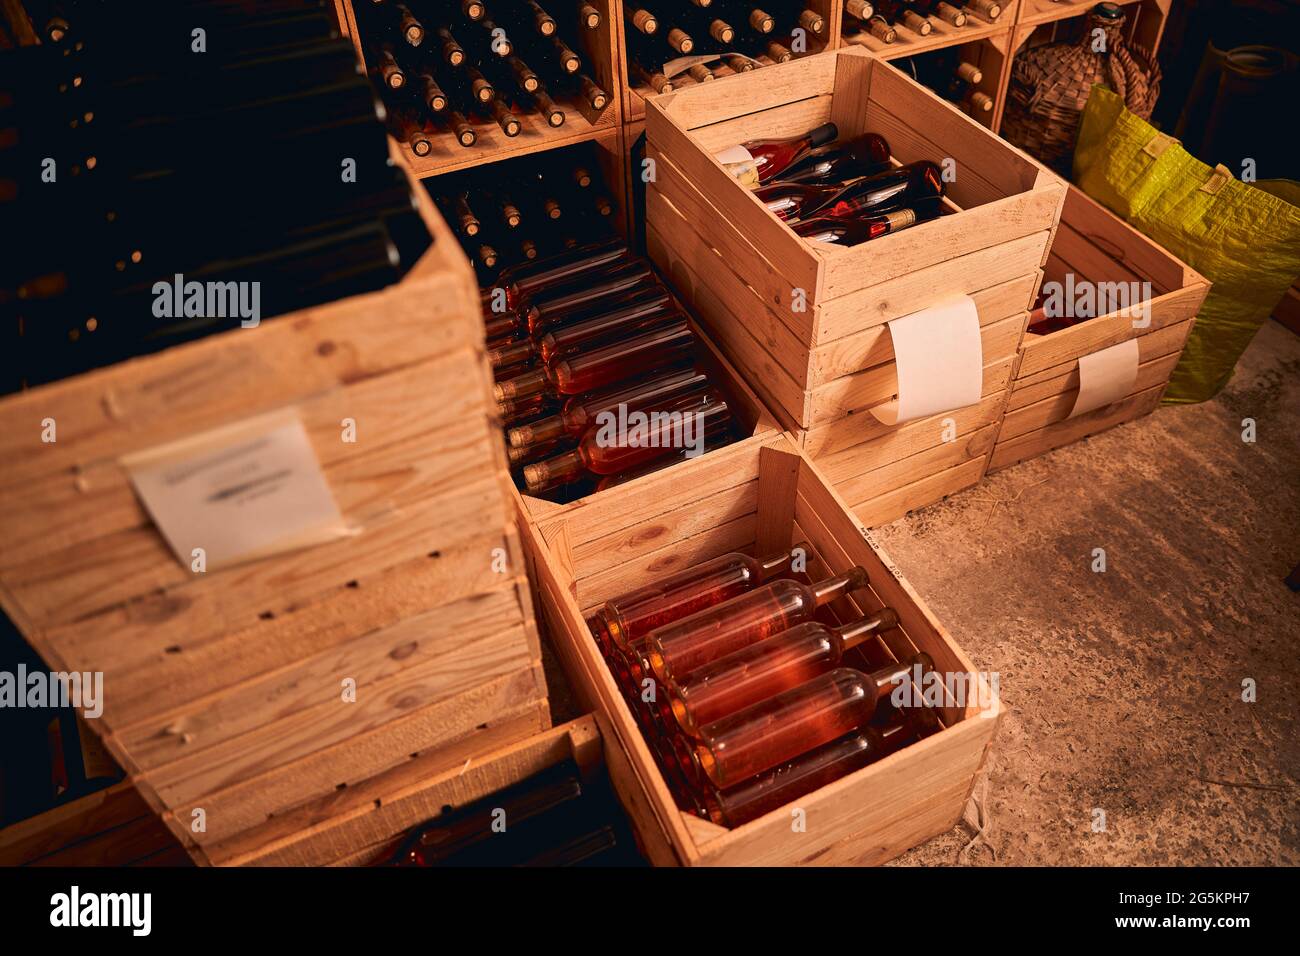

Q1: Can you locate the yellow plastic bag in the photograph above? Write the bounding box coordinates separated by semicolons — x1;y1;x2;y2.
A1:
1073;86;1300;404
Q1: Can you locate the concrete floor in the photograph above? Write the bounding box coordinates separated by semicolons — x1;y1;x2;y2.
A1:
878;320;1300;866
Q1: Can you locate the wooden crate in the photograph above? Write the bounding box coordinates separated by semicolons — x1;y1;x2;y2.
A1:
642;47;1063;525
618;0;840;124
989;185;1208;471
228;716;603;866
0;157;550;866
522;432;1000;865
340;0;622;179
0;781;188;867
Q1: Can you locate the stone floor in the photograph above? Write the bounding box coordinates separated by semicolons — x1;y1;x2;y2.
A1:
879;320;1300;866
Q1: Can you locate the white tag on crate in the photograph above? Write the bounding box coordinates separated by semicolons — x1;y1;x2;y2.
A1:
121;408;350;571
1069;338;1139;418
870;296;983;426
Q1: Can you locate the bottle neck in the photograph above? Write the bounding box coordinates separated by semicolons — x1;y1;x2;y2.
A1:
493;367;548;403
836;607;900;651
870;651;934;702
522;448;586;494
811;567;868;606
756;542;808;580
506;412;565;449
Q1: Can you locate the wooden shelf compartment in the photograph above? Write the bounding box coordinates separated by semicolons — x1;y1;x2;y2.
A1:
841;0;1016;62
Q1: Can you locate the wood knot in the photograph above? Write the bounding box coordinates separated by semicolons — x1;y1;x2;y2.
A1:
389;641;419;661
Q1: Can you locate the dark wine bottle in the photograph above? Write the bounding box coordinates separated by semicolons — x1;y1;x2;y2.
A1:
793;198;943;246
767;132;892;186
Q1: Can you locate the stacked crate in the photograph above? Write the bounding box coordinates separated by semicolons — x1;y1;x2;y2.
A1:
643;48;1064;527
0;180;549;866
989;185;1208;470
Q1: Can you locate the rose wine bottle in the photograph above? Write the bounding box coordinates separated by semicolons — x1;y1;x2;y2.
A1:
760;160;945;222
766;132;892;187
668;609;901;736
523;281;670;339
488;300;680;372
793;198;943;246
518;264;661;336
700;708;940;827
693;656;935;787
596;545;809;653
508;366;709;448
523;391;731;492
478;237;628;312
593;428;733;491
721;122;839;186
646;568;870;681
495;317;696;402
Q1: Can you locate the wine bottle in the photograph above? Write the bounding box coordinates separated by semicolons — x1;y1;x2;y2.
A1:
393;3;425;47
523;390;731;492
445;193;480;238
700;709;939;827
687;63;716;82
725;54;758;73
645;568;871;681
479;237;628;311
964;0;1002;21
461;1;486;21
495;315;695;402
505;54;542;94
515;261;659;334
415;69;448;112
523;0;558;37
866;15;897;43
683;8;736;44
626;6;659;35
912;0;968;27
793;199;943;245
759;160;944;222
596;546;807;653
579;4;602;30
391;105;433;155
668;610;901;736
508;364;705;447
878;0;932;35
740;7;776;34
956;60;983;84
434;26;466;66
844;0;877;23
375;43;407;89
798;8;826;35
631;60;674;94
692;657;935;787
578;74;611;111
719;122;839;186
767;132;892;186
489;301;682;372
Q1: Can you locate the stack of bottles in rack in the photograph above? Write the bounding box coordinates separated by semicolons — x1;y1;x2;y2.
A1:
625;1;828;93
717;122;951;246
430;146;620;280
840;0;1003;46
482;237;744;501
1;0;432;392
586;547;942;826
898;46;995;117
359;0;611;153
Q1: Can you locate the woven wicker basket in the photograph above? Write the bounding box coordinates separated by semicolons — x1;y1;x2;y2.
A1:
1003;2;1161;174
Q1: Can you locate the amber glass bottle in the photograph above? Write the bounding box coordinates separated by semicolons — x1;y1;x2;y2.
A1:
668;609;900;736
645;568;870;682
692;655;934;787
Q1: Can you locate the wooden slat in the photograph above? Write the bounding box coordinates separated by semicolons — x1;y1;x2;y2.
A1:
831;423;999;504
851;457;989;528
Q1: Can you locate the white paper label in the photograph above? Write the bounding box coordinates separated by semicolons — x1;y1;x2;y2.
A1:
1069;338;1139;418
122;409;349;571
870;296;983;426
713;144;755;166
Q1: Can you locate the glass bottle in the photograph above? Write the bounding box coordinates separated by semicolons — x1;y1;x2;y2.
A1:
794;198;943;246
477;236;628;312
599;546;807;654
693;656;934;787
508;366;708;448
766;132;892;187
700;707;941;827
761;160;945;223
488;300;679;372
522;390;730;492
721;122;839;186
646;568;870;682
518;264;660;337
593;428;733;490
494;317;695;402
668;609;901;736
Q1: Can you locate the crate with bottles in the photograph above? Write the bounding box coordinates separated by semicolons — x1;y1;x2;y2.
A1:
839;0;1014;60
620;1;838;122
643;47;1064;526
343;0;621;177
434;139;782;515
989;184;1206;473
527;432;1000;865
